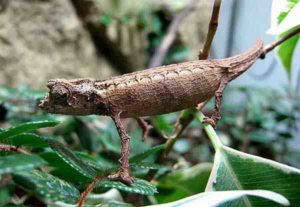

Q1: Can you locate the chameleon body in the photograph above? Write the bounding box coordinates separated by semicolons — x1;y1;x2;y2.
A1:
39;40;264;184
40;40;263;118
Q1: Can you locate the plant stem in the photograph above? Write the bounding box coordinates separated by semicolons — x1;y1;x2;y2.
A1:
261;26;300;57
195;112;223;151
198;0;222;60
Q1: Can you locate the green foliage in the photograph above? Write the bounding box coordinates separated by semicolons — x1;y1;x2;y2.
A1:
0;120;59;141
220;87;299;162
97;201;135;207
8;133;48;148
0;154;46;175
44;138;97;178
130;144;165;163
155;163;212;203
277;29;299;74
269;0;300;76
73;117;100;153
196;112;298;207
13;170;80;204
147;190;289;207
208;146;300;206
0;187;10;206
96;178;157;195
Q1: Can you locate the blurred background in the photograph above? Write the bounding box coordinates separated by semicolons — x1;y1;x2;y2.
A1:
0;0;300;206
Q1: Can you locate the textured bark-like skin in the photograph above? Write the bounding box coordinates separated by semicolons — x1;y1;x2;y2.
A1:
40;40;263;184
40;40;263;118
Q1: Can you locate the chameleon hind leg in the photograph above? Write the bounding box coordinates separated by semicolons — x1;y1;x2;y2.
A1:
108;112;134;185
203;77;229;127
135;117;152;141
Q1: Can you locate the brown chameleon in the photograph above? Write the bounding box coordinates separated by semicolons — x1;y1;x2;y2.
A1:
40;40;264;184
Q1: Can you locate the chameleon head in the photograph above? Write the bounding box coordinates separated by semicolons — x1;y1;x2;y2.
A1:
39;79;109;115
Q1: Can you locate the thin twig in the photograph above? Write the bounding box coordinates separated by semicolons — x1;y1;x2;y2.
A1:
261;26;300;58
198;0;222;60
0;144;30;155
78;175;107;207
148;0;195;68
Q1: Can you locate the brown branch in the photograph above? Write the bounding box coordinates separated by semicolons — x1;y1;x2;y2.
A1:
198;0;222;60
148;0;196;68
78;175;107;207
0;144;30;155
261;26;300;58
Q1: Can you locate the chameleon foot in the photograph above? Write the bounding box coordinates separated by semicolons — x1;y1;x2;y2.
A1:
202;117;218;128
108;170;134;185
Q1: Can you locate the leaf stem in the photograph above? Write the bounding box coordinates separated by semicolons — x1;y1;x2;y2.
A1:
261;26;300;58
198;0;222;60
195;112;223;151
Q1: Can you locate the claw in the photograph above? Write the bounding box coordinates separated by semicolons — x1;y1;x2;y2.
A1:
202;117;217;128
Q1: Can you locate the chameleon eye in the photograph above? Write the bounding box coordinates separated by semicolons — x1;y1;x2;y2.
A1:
50;84;70;105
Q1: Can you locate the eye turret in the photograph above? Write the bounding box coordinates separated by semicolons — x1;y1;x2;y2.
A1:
49;84;70;105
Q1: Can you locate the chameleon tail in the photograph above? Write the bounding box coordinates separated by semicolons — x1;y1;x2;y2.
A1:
220;40;264;78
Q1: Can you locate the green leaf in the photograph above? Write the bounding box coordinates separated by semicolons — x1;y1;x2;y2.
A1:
206;146;300;206
53;200;134;207
147;190;289;207
39;151;91;183
9;133;48;148
269;1;300;34
44;138;97;178
13;170;80;204
100;121;122;154
0;154;46;175
268;1;300;76
155;163;212;203
130;144;165;163
99;201;134;207
277;29;299;75
0;120;59;141
96;178;157;195
74;117;99;152
152;115;176;134
130;162;163;170
0;188;10;206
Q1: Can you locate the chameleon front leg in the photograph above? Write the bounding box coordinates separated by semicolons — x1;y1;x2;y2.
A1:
108;112;134;184
203;77;229;127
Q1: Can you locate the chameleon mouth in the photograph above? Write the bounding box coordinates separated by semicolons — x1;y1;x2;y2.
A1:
39;94;50;111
